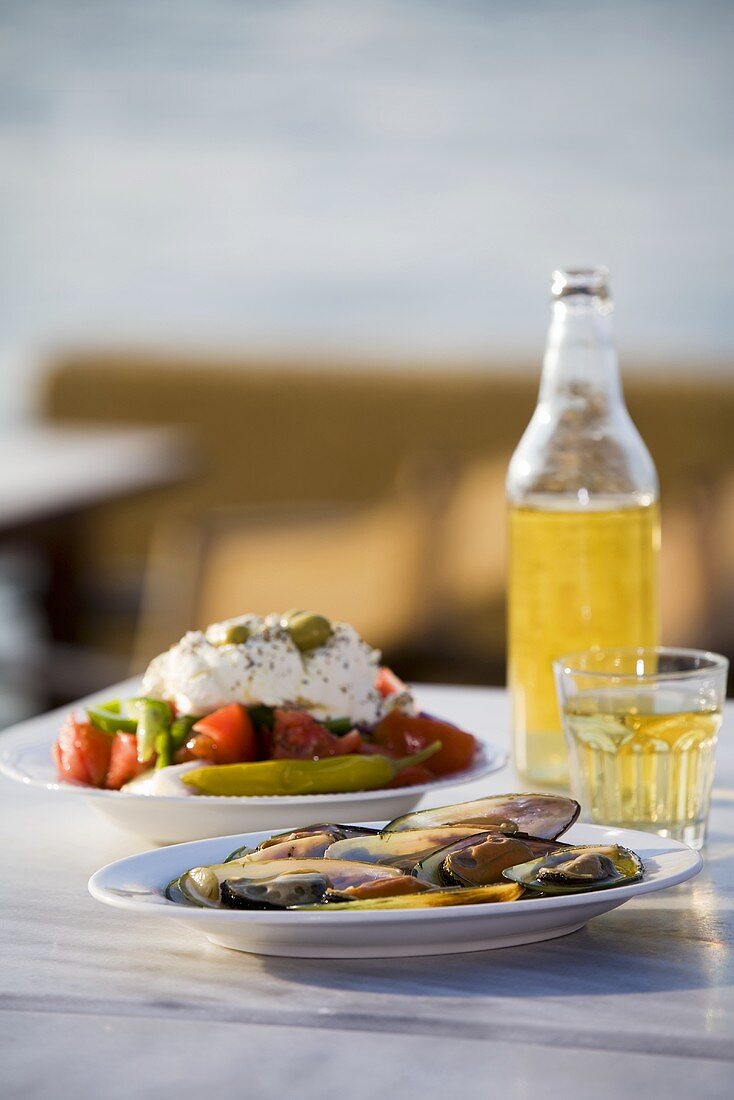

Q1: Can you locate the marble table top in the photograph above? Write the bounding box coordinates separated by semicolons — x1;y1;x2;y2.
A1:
1;684;732;1099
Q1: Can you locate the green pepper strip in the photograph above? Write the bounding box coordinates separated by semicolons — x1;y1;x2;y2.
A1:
170;714;199;754
182;742;440;797
154;730;173;769
134;698;173;765
321;717;353;735
86;699;138;735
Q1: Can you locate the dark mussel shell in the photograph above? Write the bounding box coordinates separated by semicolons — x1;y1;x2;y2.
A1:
222;872;331;909
224;823;378;862
173;857;408;909
257;823;378;850
384;794;580;841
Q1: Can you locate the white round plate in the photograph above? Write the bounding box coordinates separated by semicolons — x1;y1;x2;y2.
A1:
0;714;505;844
89;822;702;958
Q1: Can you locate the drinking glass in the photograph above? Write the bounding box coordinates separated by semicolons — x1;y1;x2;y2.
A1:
553;647;728;849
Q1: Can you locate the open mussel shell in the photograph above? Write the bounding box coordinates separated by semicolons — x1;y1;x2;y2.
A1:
384;794;580;841
224;823;378;863
164;876;193;905
170;857;408;910
503;844;644;895
171;865;229;908
438;835;537;887
239;831;342;863
222;872;332;909
414;833;566;887
257;824;379;849
226;870;427;909
298;881;524;911
324;826;500;869
415;833;495;886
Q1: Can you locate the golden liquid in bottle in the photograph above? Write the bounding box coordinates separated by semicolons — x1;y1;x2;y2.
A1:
563;688;720;849
508;501;660;785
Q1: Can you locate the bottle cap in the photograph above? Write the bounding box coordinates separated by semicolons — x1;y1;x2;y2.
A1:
551;267;610;301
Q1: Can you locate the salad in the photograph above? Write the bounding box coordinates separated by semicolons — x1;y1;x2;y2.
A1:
52;611;480;796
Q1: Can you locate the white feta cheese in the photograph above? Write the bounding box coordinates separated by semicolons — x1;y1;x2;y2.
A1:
141;613;414;724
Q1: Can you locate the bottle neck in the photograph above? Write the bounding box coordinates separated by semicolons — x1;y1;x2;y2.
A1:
539;297;623;406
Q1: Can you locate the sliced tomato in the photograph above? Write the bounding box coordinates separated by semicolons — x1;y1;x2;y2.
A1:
105;733;149;790
271;709;364;760
375;666;407;698
53;717;89;785
188;704;256;765
53;714;112;787
372;710;478;777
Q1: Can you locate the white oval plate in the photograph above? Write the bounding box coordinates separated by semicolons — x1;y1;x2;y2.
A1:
0;707;505;844
89;822;702;958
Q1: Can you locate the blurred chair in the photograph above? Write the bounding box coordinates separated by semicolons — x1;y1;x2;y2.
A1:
40;351;734;685
133;456;453;670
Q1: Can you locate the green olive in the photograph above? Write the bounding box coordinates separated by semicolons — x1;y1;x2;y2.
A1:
219;623;252;645
282;611;332;652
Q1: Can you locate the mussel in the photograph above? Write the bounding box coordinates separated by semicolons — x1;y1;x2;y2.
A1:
503;844;644;895
337;876;432;901
258;823;378;849
222;872;332;909
171;865;227;907
414;832;571;886
324;826;501;869
164;876;191;906
299;881;524;911
224;823;377;862
384;794;580;841
443;836;537;887
169;857;409;910
221;869;428;910
222;867;432;910
242;832;340;862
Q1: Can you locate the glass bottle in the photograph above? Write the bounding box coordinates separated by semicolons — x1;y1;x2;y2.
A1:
506;267;660;785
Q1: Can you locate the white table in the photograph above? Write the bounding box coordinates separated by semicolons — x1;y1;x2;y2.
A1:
0;425;191;534
0;425;194;718
1;684;732;1099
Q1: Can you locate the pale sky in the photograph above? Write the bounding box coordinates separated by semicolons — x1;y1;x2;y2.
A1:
1;0;733;418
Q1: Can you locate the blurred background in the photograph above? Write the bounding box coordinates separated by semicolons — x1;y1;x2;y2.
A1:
1;0;733;726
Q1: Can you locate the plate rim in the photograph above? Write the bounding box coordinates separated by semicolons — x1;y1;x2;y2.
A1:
0;715;506;805
88;821;703;922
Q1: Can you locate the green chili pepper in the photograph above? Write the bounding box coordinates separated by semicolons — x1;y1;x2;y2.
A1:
134;698;173;764
321;717;353;735
154;729;173;769
86;699;138;735
181;742;440;797
170;714;200;754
